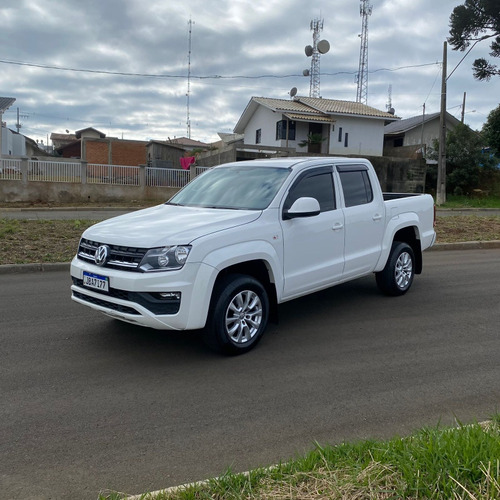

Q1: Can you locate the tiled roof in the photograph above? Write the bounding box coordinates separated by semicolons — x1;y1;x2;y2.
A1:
250;96;398;120
166;137;209;147
50;133;77;141
297;97;399;119
284;112;334;123
0;97;16;113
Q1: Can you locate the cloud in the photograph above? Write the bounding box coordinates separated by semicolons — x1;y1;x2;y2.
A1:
1;0;497;144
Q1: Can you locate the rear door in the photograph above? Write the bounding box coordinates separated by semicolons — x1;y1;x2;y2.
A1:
336;164;385;278
280;166;345;299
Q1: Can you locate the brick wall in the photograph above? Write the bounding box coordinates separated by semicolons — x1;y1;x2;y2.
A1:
84;139;147;166
111;140;147;166
86;141;109;164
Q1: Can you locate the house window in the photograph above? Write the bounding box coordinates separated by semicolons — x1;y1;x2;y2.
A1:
394;138;404;147
344;133;349;147
338;127;343;142
256;129;261;144
276;120;296;140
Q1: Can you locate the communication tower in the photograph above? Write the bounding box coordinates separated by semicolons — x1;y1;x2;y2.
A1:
304;19;330;98
356;0;372;104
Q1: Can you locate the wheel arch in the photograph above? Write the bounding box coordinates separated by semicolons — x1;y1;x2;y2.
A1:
376;218;424;275
213;260;279;323
393;226;422;274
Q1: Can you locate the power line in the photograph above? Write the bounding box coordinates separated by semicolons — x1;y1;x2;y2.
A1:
0;57;440;80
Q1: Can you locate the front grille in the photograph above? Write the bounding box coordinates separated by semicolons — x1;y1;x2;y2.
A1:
77;238;147;271
72;278;181;315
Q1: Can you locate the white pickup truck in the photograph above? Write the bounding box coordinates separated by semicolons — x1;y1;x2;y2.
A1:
71;157;436;354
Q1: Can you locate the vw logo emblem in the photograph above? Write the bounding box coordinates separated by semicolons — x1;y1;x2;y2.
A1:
95;245;110;267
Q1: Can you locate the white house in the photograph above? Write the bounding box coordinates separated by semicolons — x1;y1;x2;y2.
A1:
233;96;399;157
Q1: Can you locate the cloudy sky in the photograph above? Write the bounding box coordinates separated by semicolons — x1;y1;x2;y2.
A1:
1;0;498;145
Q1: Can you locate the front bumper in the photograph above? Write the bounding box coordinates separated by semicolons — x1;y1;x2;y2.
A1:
70;257;215;330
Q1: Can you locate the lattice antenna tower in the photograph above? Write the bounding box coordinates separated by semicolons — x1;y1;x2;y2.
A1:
186;17;194;139
304;19;330;98
356;0;372;104
310;19;323;98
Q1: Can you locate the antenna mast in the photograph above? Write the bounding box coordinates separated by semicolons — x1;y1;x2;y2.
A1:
309;19;323;98
356;0;372;104
186;17;194;139
304;19;330;98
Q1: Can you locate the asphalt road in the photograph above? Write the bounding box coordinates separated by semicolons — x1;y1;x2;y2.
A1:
1;249;500;499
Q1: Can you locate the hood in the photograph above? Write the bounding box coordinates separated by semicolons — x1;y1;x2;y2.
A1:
82;204;261;248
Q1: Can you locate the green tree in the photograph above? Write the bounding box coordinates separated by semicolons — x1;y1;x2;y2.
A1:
448;0;500;80
426;123;497;195
482;103;500;155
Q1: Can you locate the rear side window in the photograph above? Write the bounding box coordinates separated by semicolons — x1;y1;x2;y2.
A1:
284;171;335;212
339;169;373;207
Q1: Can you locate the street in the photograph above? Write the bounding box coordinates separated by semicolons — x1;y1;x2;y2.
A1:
1;249;499;499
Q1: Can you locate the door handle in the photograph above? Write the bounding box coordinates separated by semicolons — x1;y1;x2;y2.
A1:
332;222;344;231
372;214;383;221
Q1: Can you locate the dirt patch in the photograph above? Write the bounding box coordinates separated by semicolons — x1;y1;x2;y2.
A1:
435;215;500;243
0;215;499;265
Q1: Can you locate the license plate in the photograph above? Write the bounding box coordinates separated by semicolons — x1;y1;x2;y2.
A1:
83;271;109;292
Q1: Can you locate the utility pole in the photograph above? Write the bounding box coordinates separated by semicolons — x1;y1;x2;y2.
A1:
436;41;447;205
461;92;466;123
186;17;194;139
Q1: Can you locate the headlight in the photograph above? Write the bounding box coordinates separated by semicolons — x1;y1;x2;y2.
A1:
139;245;192;272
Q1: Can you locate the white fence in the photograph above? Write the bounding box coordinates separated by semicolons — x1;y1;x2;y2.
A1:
0;158;22;180
87;164;141;186
28;160;81;183
0;159;202;189
146;167;190;188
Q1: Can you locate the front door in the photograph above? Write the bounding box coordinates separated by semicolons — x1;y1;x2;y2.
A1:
281;166;345;300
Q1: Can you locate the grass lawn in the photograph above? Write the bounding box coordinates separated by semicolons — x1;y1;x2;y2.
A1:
99;418;500;499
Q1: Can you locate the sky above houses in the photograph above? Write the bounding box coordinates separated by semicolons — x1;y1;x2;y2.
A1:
1;0;498;145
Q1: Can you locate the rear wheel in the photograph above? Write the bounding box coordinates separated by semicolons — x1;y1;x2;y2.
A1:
376;242;415;296
204;274;269;355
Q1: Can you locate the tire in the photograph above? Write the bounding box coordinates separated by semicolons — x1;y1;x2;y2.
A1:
204;274;269;355
376;242;415;296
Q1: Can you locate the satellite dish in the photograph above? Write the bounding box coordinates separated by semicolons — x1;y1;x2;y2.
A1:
303;69;310;76
290;87;298;98
305;45;313;57
388;107;395;115
317;39;330;54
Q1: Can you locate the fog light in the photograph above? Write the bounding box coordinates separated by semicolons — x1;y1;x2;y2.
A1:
159;292;181;300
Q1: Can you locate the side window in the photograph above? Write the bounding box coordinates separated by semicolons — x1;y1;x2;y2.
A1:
339;169;373;207
284;171;335;212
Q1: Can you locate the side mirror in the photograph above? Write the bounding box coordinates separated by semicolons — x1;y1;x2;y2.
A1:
283;197;321;219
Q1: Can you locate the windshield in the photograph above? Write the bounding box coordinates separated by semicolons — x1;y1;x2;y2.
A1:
168;166;290;210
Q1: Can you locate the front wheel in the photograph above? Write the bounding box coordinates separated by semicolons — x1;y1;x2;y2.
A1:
376;242;415;296
204;274;269;355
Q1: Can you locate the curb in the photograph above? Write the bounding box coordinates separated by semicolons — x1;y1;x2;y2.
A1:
0;262;70;274
428;240;500;251
0;206;141;213
1;242;499;275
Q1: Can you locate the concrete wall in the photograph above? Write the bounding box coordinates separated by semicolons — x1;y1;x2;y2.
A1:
0;179;178;204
